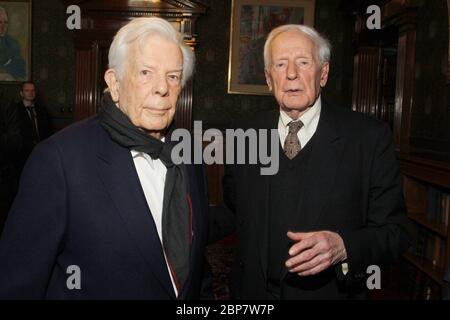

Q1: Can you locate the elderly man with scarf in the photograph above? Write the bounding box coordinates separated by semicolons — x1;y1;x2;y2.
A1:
0;17;210;300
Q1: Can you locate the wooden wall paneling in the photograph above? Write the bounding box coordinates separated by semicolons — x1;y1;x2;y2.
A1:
388;10;417;154
351;47;381;117
352;2;418;152
379;46;397;128
393;34;406;152
74;46;99;121
176;79;193;130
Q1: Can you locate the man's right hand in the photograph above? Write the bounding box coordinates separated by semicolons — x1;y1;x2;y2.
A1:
285;230;347;276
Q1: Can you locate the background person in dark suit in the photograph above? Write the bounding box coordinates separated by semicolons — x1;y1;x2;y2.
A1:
13;81;51;172
0;82;50;234
0;17;210;299
212;24;410;299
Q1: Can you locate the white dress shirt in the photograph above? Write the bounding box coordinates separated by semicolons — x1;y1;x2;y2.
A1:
278;96;322;148
131;149;179;296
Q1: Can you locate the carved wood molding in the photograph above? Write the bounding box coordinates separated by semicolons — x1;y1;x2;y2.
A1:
381;2;418;33
61;0;207;15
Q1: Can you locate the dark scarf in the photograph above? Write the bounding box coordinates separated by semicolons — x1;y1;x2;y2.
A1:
98;92;190;296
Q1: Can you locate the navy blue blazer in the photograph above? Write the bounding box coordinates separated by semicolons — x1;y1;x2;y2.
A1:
0;117;209;299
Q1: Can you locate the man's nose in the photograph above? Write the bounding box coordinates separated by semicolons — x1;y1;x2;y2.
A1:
152;75;169;97
286;61;298;80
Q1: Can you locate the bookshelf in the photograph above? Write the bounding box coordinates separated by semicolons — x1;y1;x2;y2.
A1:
350;0;450;299
398;154;450;299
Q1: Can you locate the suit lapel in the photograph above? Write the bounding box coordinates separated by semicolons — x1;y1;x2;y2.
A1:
95;126;176;298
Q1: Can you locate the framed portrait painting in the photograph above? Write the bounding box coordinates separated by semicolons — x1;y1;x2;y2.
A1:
0;0;31;83
228;0;315;95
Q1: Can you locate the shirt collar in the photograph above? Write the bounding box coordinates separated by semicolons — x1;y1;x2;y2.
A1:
23;100;34;107
131;150;143;159
279;95;322;131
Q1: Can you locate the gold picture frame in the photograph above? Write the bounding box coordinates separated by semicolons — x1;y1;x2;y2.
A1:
228;0;316;95
0;0;32;83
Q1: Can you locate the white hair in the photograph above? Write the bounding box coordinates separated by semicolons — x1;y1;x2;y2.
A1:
108;17;194;87
264;24;331;69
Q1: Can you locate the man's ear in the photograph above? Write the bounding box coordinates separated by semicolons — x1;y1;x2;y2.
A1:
104;69;120;102
320;63;330;87
265;69;273;91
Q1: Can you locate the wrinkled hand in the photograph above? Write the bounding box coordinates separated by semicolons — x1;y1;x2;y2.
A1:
285;231;347;276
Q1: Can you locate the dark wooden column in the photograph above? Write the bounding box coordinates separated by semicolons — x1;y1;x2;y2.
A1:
74;33;105;122
385;7;418;154
351;0;418;153
352;46;381;117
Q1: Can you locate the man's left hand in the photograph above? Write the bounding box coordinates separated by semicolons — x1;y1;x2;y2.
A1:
285;231;347;276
